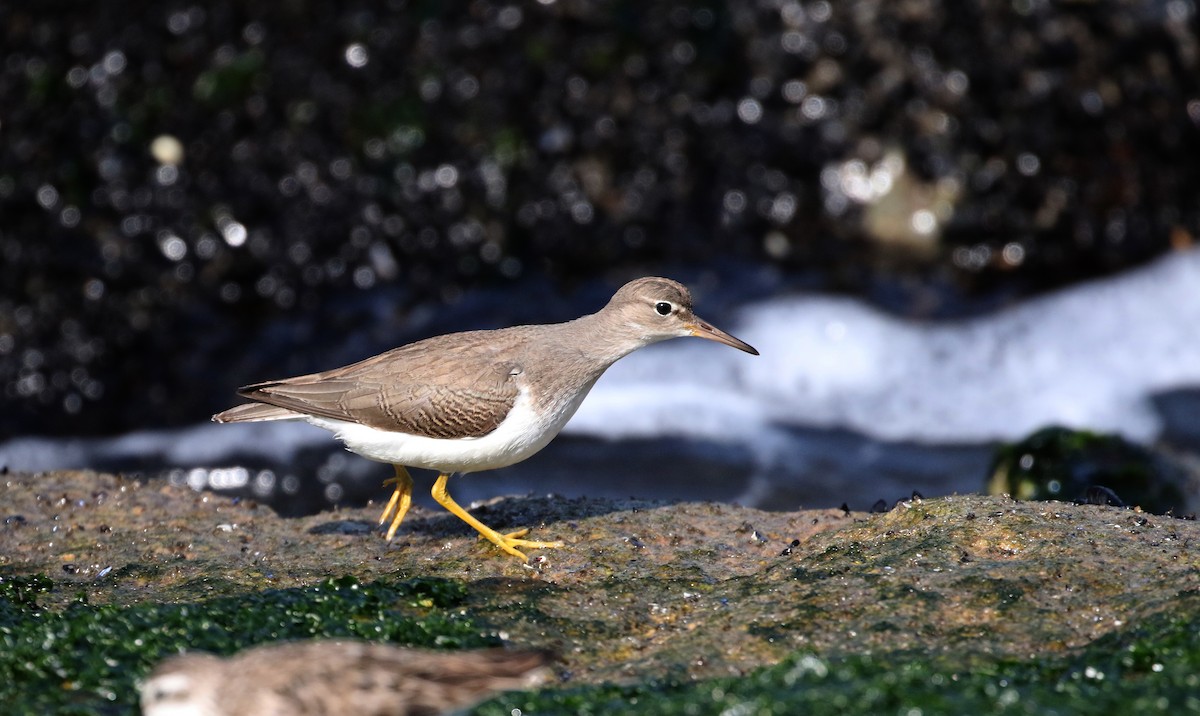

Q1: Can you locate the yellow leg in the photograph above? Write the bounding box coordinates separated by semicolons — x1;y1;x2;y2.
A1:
430;472;563;561
378;465;414;541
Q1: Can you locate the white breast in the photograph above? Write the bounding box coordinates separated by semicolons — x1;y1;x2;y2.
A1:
304;379;599;473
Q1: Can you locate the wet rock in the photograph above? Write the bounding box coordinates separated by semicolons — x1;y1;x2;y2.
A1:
3;470;1200;712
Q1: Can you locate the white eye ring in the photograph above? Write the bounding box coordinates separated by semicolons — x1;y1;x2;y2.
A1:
655;301;672;316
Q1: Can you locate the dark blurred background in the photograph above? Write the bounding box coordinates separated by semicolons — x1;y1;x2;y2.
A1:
2;0;1198;440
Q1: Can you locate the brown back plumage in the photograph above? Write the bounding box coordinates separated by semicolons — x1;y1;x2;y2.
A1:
141;641;552;716
216;329;526;438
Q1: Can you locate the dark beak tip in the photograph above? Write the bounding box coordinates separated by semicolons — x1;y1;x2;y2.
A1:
693;321;758;356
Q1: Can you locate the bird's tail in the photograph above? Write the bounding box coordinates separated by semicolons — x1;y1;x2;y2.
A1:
212;403;301;423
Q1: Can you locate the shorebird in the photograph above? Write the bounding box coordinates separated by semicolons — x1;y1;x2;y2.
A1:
213;277;758;560
140;641;550;716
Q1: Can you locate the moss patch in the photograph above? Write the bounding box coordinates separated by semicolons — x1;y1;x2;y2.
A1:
478;600;1200;715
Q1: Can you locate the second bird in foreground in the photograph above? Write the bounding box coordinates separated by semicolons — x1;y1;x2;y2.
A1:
213;277;758;560
141;641;550;716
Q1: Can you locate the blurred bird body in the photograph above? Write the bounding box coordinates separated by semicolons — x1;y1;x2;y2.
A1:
140;641;550;716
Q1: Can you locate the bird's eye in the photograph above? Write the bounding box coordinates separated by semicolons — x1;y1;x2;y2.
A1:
655;301;672;316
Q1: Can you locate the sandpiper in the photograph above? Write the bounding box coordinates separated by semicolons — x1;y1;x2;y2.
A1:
213;277;758;560
140;641;550;716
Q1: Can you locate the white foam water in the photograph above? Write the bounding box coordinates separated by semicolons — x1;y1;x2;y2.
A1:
570;249;1200;445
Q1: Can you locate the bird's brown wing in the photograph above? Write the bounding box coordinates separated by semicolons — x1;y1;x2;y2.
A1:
235;330;523;438
231;642;550;716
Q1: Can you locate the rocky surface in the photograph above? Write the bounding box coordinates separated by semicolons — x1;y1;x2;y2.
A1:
3;470;1200;712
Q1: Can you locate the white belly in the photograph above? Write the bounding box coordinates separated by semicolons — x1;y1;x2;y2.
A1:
304;380;598;473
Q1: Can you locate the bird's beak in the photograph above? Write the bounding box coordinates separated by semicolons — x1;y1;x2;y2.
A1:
686;317;759;355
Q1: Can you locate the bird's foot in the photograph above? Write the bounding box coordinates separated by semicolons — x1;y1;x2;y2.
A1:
430;472;563;561
378;467;413;541
478;528;564;561
497;528;564;549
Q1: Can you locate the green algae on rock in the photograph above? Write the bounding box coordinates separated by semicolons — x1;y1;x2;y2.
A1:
6;471;1200;714
474;599;1200;715
0;574;499;715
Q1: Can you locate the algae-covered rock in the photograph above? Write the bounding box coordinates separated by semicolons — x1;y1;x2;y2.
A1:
4;470;1200;714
